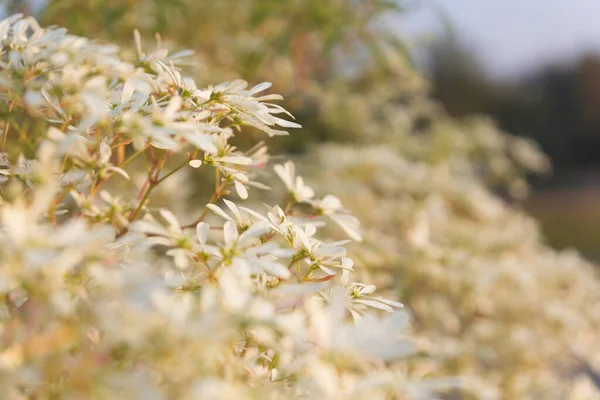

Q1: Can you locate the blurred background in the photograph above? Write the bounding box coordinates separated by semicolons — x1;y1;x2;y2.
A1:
2;0;599;259
399;0;600;260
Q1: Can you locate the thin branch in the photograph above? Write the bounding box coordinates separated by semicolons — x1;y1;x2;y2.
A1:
1;100;14;152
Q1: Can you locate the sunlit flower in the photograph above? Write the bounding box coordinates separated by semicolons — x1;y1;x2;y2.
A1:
0;15;419;400
313;195;362;241
274;161;315;203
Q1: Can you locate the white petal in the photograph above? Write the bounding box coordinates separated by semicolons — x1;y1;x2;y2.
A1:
223;199;242;219
273;162;294;190
206;204;233;221
374;297;404;308
109;166;130;180
246;180;271;190
293;226;312;250
330;214;362;241
223;220;238;246
167;248;190;269
218;156;252;165
227;79;248;92
189;159;203;168
196;222;210;246
130;220;167;236
341;257;354;271
239;207;269;222
164;96;182;121
354;299;394;312
249;82;272;95
360;285;377;295
305;224;317;237
181;132;217;153
159;209;181;231
133;29;143;58
273;116;302;129
256;94;283;101
238;223;270;245
318;265;336;275
234;181;248;199
314;246;346;257
121;79;135;104
258;258;291;279
145;236;173;247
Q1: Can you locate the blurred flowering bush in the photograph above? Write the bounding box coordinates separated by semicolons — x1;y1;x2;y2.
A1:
305;126;600;399
0;15;437;399
4;0;600;398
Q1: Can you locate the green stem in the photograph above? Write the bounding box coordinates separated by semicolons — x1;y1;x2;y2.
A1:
128;181;156;222
155;149;198;186
119;146;148;169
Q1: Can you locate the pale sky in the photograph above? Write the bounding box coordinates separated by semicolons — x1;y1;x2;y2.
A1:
395;0;600;78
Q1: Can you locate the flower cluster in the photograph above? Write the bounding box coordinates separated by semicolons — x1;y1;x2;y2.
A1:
32;1;600;397
0;15;433;399
301;72;600;399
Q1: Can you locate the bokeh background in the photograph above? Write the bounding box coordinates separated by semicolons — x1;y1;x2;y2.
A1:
399;0;600;260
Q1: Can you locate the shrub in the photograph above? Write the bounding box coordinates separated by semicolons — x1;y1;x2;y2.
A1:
0;15;428;399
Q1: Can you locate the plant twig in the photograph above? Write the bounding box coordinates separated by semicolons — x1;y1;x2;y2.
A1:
2;100;14;152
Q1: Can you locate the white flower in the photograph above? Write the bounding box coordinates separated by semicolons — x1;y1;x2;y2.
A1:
218;220;292;278
130;209;195;269
306;289;412;361
133;29;194;69
0;15;418;400
140;96;217;152
290;223;354;276
314;195;362;241
337;270;404;320
274;161;315;203
206;199;253;230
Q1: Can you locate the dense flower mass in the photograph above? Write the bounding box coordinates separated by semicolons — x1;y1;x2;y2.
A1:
298;74;600;399
0;15;433;399
30;1;600;398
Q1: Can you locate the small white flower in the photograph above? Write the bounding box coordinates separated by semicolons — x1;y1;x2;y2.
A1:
314;195;362;241
130;210;195;269
274;161;315;203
